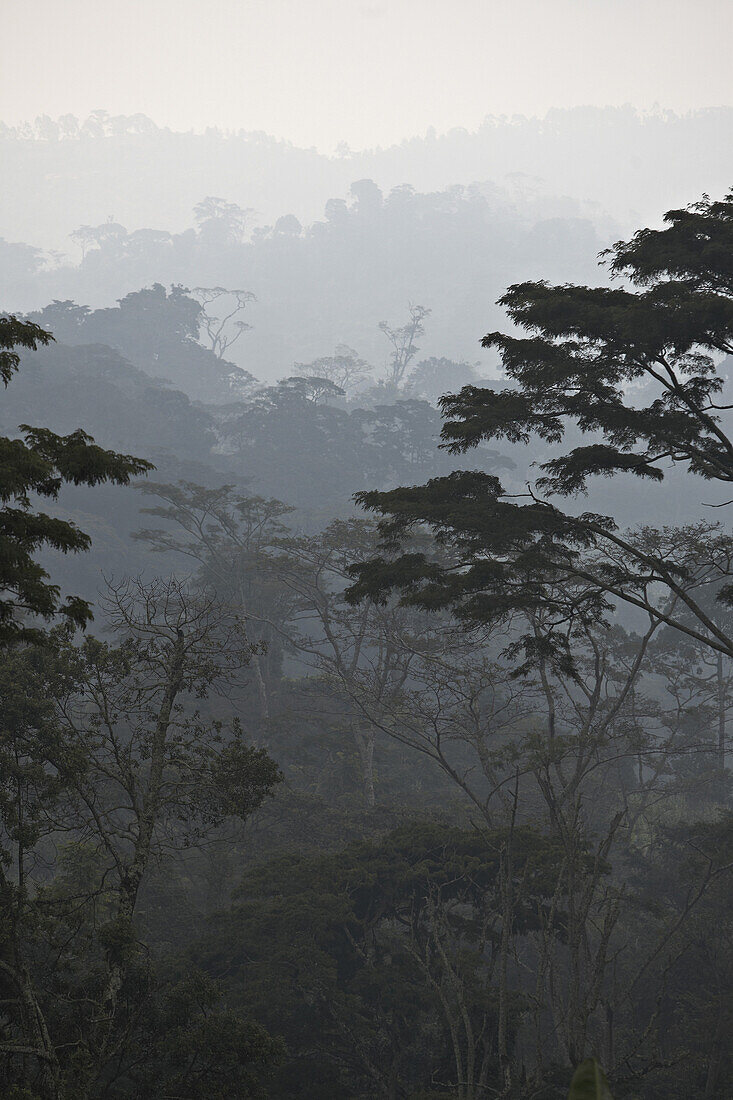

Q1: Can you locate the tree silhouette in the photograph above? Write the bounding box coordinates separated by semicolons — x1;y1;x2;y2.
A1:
193;286;256;359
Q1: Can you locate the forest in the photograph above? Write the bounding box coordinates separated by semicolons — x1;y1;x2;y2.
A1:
0;108;732;1099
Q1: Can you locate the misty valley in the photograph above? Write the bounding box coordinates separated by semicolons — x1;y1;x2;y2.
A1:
0;110;732;1100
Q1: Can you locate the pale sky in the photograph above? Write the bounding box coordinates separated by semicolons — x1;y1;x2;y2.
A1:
3;0;732;151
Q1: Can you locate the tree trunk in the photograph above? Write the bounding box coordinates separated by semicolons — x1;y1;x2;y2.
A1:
21;962;64;1100
0;955;64;1100
497;844;513;1096
353;726;375;808
253;652;270;728
704;992;726;1098
716;651;726;782
100;632;186;1060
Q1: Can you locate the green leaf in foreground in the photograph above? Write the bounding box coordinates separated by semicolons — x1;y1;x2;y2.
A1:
568;1058;614;1100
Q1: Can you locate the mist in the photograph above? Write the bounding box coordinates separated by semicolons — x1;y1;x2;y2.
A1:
0;2;732;1098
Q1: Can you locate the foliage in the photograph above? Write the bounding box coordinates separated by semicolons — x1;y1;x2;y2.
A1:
0;315;152;645
346;192;733;666
294;344;372;393
25;285;256;403
113;971;283;1099
0;580;281;1099
2;183;733;1099
195;821;564;1098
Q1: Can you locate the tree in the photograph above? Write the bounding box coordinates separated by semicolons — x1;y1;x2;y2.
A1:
193;198;253;246
0;238;46;283
405;356;478;406
25;286;256;406
647;588;733;790
0;316;152;646
352;398;512;485
22;300;90;341
135;482;295;728
293;345;372;393
378;304;431;389
212;382;376;510
194;821;563;1100
193;287;256;360
263;519;441;807
347;191;733;665
0;641;86;1098
344;579;733;1088
0;578;281;1099
68;225;97;260
349;179;383;215
273;375;345;404
272;214;302;238
69;218;127;260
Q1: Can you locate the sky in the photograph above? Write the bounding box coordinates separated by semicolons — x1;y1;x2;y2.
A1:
2;0;732;152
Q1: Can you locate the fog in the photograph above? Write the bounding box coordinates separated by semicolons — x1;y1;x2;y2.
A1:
0;3;732;1098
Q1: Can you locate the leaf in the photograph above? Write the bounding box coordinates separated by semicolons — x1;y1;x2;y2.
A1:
568;1058;614;1100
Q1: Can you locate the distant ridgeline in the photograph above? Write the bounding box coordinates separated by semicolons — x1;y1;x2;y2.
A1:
2;103;731;260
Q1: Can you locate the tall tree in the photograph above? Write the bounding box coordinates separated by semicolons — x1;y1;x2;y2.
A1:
135;482;295;728
378;304;431;389
193;198;253;247
193;286;256;360
0;316;152;645
293;345;372;394
263;518;438;807
347;192;733;664
0;578;280;1099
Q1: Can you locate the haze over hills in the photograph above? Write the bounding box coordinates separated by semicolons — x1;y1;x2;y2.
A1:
3;105;732;253
3;0;733;1091
3;105;732;385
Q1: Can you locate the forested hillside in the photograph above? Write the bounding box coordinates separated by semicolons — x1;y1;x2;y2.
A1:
2;107;732;248
1;103;732;1098
3;107;733;377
